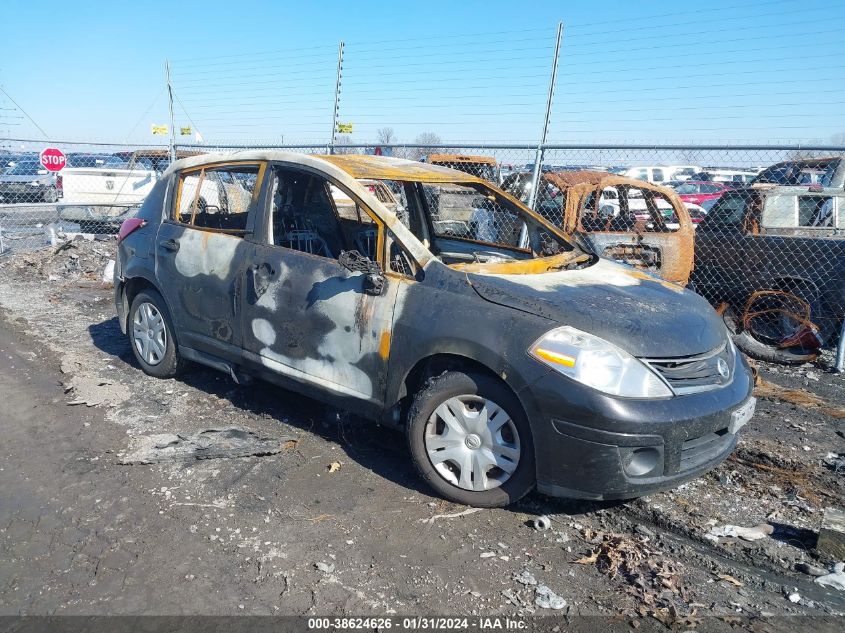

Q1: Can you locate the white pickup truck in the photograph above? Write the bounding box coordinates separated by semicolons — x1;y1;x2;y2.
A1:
58;150;201;231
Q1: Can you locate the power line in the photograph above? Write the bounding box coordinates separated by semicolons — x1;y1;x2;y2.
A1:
0;85;49;140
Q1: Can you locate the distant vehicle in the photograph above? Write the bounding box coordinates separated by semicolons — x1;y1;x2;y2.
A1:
65;153;128;169
672;180;735;207
59;150;203;229
692;184;845;364
690;169;759;184
752;157;844;188
0;152;37;173
609;166;695;184
426;154;500;183
0;159;62;203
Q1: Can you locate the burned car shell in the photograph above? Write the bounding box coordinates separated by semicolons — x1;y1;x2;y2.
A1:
502;170;695;285
115;152;753;501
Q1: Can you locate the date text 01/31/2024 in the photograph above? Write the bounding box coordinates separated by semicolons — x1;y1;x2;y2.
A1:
307;617;527;629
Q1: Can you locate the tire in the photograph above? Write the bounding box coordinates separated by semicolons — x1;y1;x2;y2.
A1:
128;289;184;378
406;371;535;508
723;308;817;366
43;187;58;203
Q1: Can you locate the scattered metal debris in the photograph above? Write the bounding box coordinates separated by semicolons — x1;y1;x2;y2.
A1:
531;515;552;531
119;427;295;465
705;523;774;542
534;584;566;610
815;564;845;591
513;570;537;586
419;507;483;524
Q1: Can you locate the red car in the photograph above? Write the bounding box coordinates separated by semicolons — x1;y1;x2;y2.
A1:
672;180;734;206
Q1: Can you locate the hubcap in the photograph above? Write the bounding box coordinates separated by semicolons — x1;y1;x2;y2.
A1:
424;395;521;492
132;302;167;366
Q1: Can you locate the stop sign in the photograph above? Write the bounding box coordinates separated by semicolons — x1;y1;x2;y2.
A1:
39;147;66;172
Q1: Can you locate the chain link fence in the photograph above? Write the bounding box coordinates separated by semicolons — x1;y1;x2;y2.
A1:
2;139;843;360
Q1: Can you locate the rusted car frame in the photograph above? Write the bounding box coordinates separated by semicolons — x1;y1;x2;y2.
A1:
503;170;695;285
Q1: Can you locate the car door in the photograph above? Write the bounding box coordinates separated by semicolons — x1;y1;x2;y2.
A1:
238;165;399;405
155;161;264;360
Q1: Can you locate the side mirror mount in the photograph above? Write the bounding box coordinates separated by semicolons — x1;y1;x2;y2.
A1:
338;250;386;296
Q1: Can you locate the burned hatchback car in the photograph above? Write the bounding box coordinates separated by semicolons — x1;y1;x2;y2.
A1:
115;152;754;507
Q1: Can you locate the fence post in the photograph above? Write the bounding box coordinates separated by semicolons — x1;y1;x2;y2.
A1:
329;41;345;155
526;21;563;212
836;320;845;372
165;59;176;163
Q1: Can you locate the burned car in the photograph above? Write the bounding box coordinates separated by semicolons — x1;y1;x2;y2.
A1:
692;184;845;364
502;170;694;285
115;153;753;507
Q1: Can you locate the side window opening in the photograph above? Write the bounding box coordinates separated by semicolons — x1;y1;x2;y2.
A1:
799;196;834;228
175;164;260;235
268;167;383;264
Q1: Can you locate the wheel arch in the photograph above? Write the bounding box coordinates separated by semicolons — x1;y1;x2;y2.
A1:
389;351;539;433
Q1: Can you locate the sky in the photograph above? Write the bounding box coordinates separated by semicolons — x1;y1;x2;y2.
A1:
1;0;844;147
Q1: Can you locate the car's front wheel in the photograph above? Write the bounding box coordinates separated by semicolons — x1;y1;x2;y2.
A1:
406;371;535;508
43;187;58;203
128;289;183;378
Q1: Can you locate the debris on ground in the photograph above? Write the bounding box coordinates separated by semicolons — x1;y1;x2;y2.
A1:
796;562;828;577
327;461;342;473
788;592;801;603
704;523;774;542
573;528;691;617
61;354;129;407
0;235;116;283
814;564;845;591
534;584;566;610
531;515;551;531
419;507;482;524
818;508;845;560
315;562;335;574
119;427;295;464
513;570;537;586
753;376;845;420
823;453;845;473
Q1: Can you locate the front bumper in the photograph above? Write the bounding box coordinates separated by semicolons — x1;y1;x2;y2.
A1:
521;354;754;500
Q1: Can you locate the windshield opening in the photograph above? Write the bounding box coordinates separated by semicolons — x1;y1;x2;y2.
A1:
357;178;586;269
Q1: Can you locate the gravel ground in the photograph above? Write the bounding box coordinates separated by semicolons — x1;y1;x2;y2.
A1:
0;239;843;627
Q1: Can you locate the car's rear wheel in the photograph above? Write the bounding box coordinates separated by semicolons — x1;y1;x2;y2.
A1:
128;289;183;378
406;371;535;508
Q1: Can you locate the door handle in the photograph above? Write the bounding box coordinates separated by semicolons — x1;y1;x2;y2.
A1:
161;238;180;252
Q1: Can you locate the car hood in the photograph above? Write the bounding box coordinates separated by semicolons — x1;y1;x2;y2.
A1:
466;258;725;358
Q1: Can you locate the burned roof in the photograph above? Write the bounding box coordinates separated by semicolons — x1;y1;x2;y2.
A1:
318;154;484;182
165;151;484;184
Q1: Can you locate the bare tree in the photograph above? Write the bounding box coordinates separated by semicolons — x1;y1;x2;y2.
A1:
408;132;443;160
415;132;442;146
377;127;397;145
333;134;354;155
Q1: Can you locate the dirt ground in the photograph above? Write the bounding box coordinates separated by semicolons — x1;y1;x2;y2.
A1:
0;238;843;627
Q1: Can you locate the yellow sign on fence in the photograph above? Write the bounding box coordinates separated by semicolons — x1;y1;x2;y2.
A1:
180;126;192;136
151;124;168;135
336;122;353;134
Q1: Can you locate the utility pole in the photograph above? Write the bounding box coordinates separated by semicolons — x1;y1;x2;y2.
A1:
165;59;176;162
329;41;345;155
527;22;563;212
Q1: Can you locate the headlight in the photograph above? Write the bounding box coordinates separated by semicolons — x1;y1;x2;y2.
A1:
528;326;672;398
